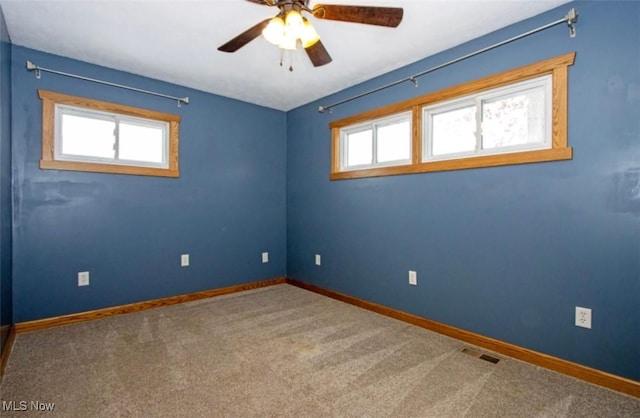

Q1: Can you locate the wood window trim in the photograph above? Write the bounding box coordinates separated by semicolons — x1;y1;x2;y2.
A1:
329;52;575;180
39;90;181;178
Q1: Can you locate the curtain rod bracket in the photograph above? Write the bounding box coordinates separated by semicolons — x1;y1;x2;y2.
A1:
566;8;578;38
410;77;418;88
26;60;41;79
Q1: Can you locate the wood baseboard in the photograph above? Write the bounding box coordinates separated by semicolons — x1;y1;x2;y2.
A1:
0;325;16;379
15;277;286;334
285;278;639;398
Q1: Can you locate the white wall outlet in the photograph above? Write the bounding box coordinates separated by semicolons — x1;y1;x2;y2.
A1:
78;271;90;287
262;252;269;263
181;254;189;267
409;270;417;286
575;306;592;329
315;254;321;266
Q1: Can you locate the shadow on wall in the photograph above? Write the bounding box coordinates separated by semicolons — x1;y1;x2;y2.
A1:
614;168;640;214
607;76;640;215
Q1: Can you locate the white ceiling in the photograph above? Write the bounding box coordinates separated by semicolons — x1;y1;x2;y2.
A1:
0;0;572;111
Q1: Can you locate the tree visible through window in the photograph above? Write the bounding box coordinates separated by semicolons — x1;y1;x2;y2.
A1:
424;76;551;161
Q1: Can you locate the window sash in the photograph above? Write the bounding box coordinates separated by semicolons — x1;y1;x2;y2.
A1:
423;75;552;162
54;104;170;169
340;112;412;171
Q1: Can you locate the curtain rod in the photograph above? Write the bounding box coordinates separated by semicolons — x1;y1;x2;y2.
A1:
25;61;189;107
318;7;578;114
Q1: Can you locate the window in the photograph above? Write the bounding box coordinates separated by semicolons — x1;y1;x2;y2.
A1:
39;90;180;177
330;53;575;180
423;76;551;161
341;112;412;171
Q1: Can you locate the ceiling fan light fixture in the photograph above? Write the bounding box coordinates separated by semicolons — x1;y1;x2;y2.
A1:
278;35;298;51
285;10;305;39
262;16;285;45
263;10;317;52
300;18;320;48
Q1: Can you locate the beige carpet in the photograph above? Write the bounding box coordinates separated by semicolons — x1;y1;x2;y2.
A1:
1;284;638;417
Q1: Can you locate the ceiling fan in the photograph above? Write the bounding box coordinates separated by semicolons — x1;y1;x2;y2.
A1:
218;0;403;67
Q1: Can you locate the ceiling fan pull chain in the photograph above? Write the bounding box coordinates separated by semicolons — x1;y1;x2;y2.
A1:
291;49;297;72
281;49;293;72
278;49;294;71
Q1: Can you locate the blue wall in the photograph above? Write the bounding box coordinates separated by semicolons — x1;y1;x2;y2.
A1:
0;5;12;355
11;46;287;322
287;1;640;381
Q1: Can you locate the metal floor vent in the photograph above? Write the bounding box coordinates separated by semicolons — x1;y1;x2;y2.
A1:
461;347;501;364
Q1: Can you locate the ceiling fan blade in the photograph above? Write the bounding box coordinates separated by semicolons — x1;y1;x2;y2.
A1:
218;18;271;53
245;0;275;5
312;4;403;27
305;40;332;67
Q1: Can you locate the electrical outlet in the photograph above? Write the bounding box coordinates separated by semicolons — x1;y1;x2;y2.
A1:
575;306;592;329
78;271;90;287
181;254;189;267
315;254;321;266
409;270;417;286
262;252;269;263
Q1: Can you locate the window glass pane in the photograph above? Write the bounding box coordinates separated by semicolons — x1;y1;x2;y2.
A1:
431;105;476;156
61;113;115;159
119;122;165;164
377;119;411;163
345;129;373;167
481;87;545;149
